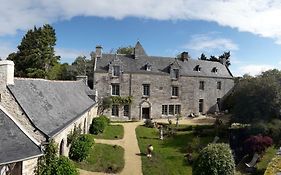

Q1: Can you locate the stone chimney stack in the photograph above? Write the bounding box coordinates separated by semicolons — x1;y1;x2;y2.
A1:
95;45;102;59
180;52;189;62
76;75;88;86
0;60;14;86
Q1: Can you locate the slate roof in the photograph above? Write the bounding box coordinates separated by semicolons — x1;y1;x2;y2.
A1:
0;108;42;165
96;54;233;78
8;79;96;138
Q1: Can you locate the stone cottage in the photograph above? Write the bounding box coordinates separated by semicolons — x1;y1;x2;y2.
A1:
0;60;98;174
93;42;234;120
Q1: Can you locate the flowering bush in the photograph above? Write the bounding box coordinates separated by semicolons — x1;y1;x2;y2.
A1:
243;135;273;155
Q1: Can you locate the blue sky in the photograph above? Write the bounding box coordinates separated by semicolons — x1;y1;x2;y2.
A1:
1;0;281;76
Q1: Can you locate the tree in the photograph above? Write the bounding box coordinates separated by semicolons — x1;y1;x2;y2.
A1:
193;143;235;175
7;24;60;78
116;46;134;55
243;135;273;155
219;51;231;66
198;53;207;60
209;55;219;62
231;69;281;123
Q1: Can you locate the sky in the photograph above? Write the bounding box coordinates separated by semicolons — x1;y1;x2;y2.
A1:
1;0;281;76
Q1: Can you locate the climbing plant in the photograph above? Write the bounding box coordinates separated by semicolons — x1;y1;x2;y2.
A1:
110;96;133;105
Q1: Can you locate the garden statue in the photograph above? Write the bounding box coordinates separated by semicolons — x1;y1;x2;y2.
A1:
159;125;163;140
147;144;153;158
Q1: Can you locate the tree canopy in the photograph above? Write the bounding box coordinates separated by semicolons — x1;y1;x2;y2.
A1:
229;69;281;123
116;46;134;55
7;24;60;78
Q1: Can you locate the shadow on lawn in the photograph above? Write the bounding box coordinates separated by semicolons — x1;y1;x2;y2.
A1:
139;136;159;140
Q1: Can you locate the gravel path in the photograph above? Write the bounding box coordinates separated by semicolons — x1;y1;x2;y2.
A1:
79;121;143;175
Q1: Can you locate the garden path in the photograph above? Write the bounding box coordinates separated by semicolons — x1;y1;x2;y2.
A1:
79;121;144;175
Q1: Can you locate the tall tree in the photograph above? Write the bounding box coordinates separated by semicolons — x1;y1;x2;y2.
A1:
219;51;231;67
198;53;207;60
7;24;60;78
116;46;134;55
230;69;281;123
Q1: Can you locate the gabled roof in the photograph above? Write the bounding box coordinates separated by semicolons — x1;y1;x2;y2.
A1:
0;108;42;165
8;79;96;138
96;54;233;78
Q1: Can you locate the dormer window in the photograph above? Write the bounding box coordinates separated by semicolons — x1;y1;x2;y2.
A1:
145;64;152;71
194;65;201;72
212;67;218;73
171;69;179;79
113;66;120;76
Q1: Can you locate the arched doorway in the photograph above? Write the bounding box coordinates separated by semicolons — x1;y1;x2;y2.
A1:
139;100;151;119
59;139;65;156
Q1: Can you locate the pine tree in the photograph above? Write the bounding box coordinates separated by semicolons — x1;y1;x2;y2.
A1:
7;24;60;78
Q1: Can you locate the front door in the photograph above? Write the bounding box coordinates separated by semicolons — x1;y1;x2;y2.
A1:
142;107;150;119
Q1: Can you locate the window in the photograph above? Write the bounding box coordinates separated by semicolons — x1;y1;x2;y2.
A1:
171;69;179;79
212;67;218;73
199;99;204;113
124;105;129;117
112;105;119;116
162;104;181;116
113;66;120;76
175;105;181;114
199;81;205;90
143;84;150;96
217;98;221;111
217;81;222;90
111;84;120;96
172;86;179;97
194;65;201;72
169;105;174;115
162;105;168;115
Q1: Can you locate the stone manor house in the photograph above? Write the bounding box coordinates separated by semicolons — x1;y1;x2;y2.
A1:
0;60;98;174
93;42;234;120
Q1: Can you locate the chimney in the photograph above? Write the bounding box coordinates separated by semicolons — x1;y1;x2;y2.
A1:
76;75;88;86
180;52;189;62
95;45;102;58
0;60;14;86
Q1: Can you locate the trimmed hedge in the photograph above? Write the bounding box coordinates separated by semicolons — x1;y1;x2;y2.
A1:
89;115;110;135
193;143;235;175
69;134;94;162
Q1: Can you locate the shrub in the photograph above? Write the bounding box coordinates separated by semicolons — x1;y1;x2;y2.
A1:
267;119;281;145
144;119;155;128
89;116;110;134
193;143;235;175
69;134;94;162
37;140;78;175
243;135;273;155
55;156;78;175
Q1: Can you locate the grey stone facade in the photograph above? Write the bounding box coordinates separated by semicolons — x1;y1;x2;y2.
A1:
93;42;234;120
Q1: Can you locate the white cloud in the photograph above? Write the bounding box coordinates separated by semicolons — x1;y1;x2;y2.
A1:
55;48;89;63
1;0;281;44
238;64;275;76
184;34;238;52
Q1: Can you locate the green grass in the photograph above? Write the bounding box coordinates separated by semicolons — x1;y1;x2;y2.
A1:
255;146;277;175
93;125;124;139
136;125;213;175
75;143;124;173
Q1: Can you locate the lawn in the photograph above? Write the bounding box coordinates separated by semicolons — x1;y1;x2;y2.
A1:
255;146;278;175
75;143;124;173
93;124;124;139
136;125;213;175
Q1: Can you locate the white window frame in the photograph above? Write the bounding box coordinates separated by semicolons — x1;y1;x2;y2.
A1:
111;84;120;96
143;84;150;96
112;66;120;76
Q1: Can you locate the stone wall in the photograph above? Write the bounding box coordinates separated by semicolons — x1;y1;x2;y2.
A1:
95;72;234;119
53;105;98;156
22;158;38;175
